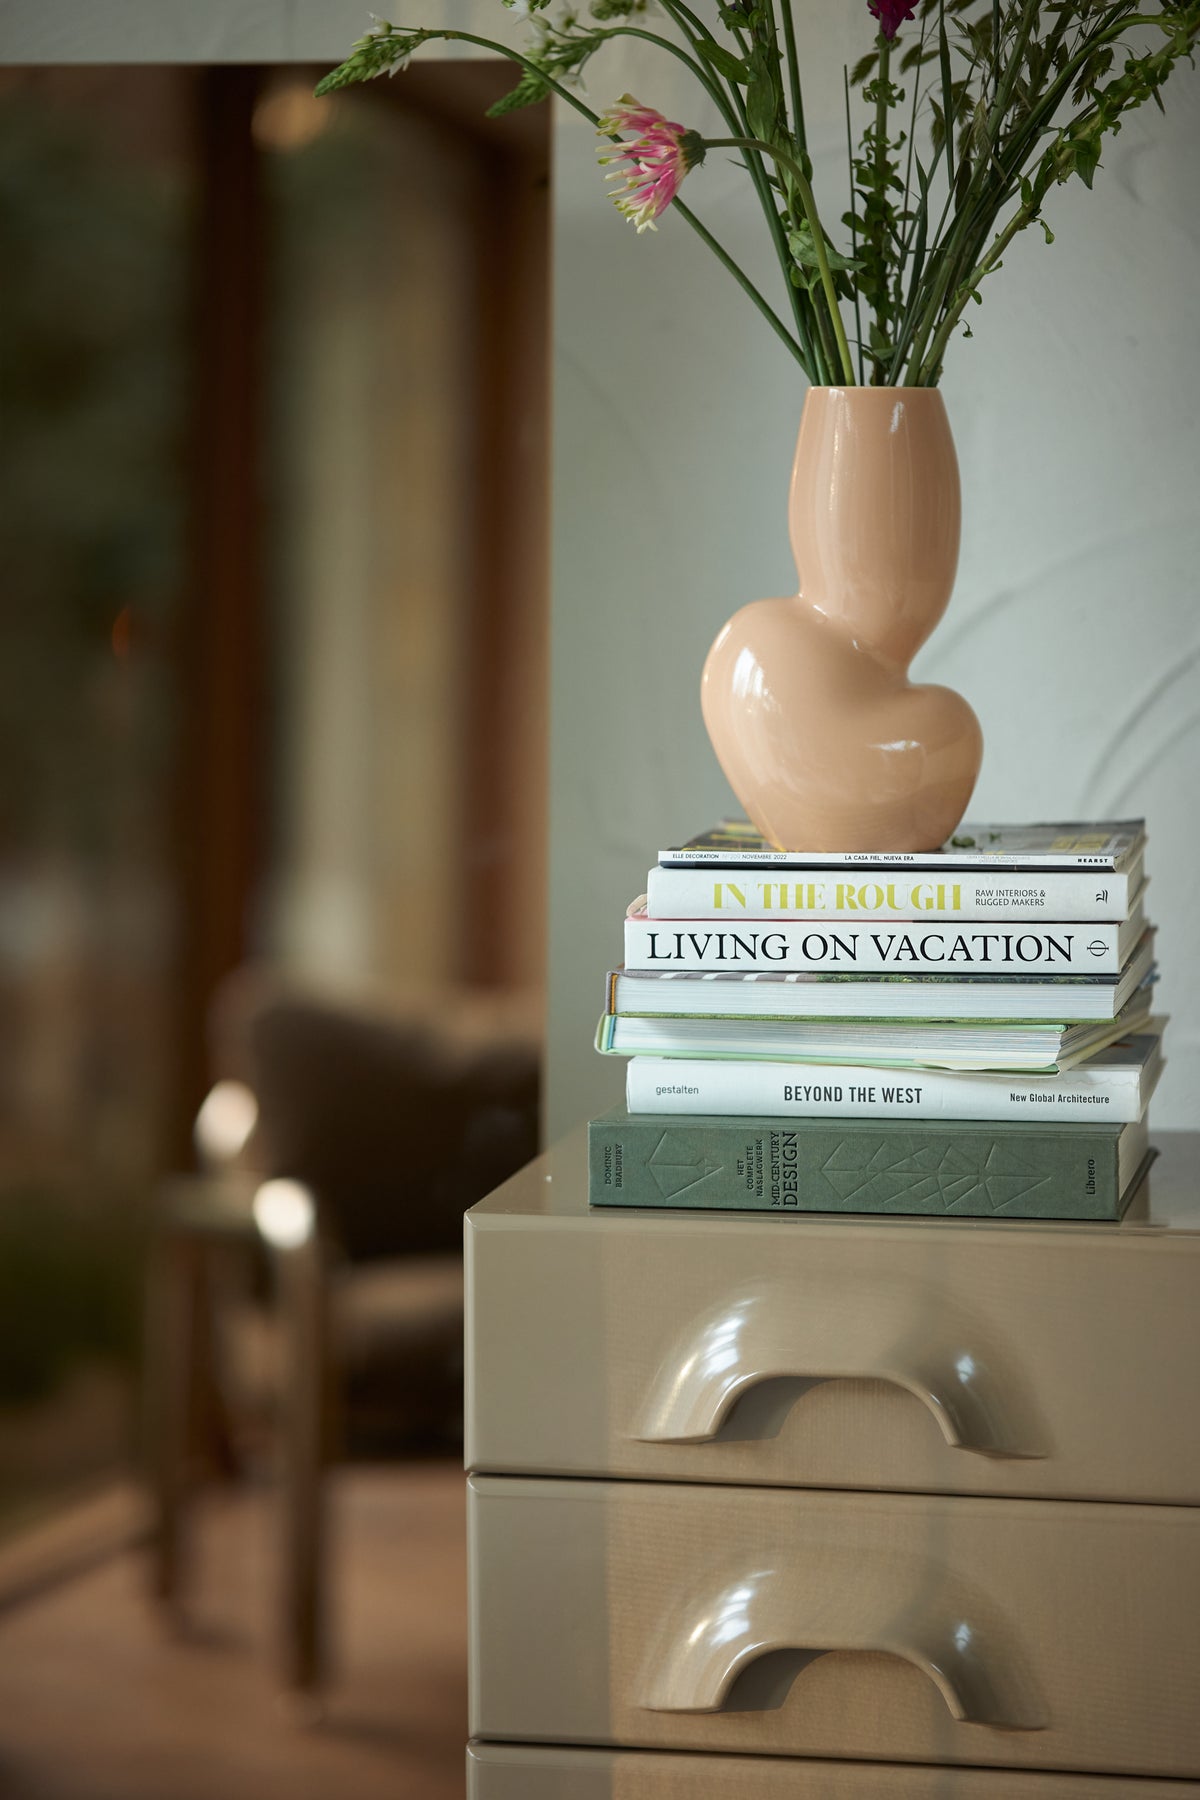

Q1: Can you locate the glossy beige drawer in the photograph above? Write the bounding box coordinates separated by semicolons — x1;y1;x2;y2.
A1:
465;1132;1200;1504
468;1476;1200;1777
467;1743;1200;1799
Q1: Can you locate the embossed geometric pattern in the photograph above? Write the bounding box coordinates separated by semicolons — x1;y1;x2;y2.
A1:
649;1132;724;1197
821;1141;1051;1213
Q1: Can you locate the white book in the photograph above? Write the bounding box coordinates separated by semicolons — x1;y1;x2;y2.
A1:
625;1030;1164;1123
625;891;1147;975
608;931;1156;1024
645;856;1145;923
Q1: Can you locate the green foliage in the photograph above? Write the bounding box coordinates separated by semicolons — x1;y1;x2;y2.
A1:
487;25;608;115
848;0;1200;381
318;0;1200;384
696;39;751;83
742;1;789;145
788;223;862;298
314;24;435;96
716;0;753;30
487;69;553;115
848;43;910;378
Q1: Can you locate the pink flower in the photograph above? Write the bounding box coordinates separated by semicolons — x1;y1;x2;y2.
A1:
596;95;704;233
869;0;917;39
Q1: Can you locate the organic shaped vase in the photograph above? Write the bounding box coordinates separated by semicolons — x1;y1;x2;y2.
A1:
701;386;982;852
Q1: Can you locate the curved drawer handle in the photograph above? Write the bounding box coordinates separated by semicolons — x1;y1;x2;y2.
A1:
634;1285;1043;1459
641;1561;1046;1730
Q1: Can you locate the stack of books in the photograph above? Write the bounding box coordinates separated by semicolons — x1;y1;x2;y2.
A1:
589;820;1161;1220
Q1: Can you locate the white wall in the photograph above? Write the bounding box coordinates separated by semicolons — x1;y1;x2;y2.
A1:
0;0;514;63
4;0;1198;1135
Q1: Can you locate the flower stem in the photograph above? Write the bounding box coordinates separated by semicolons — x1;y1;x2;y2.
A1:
914;198;1032;384
672;197;810;369
599;24;746;136
656;0;819;373
843;66;865;386
777;0;809;160
903;0;1041;379
870;33;891;383
704;135;857;385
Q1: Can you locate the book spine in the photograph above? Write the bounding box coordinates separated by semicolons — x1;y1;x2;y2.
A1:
625;917;1125;974
625;1056;1146;1122
646;865;1132;922
588;1114;1130;1219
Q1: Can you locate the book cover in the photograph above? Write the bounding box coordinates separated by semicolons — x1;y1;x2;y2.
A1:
644;858;1145;922
608;931;1155;1023
659;818;1146;872
624;894;1146;975
624;1029;1164;1123
595;990;1153;1073
588;1107;1152;1220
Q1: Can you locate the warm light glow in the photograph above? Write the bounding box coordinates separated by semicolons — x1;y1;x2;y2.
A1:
253;1179;316;1250
194;1079;258;1166
252;83;334;153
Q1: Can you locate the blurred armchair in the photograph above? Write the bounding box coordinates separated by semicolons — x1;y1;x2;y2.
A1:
145;971;541;1691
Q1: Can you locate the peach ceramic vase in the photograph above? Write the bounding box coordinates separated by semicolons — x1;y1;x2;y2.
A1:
701;386;983;852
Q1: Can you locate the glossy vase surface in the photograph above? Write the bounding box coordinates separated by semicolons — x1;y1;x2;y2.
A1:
701;386;982;852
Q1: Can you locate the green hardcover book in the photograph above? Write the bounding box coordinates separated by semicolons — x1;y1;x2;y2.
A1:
588;1106;1152;1220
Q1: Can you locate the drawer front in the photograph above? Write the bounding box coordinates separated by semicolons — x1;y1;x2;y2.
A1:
468;1477;1200;1777
466;1205;1200;1502
467;1743;1200;1799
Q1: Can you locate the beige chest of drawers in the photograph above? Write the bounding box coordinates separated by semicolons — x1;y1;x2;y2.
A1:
464;1128;1200;1797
